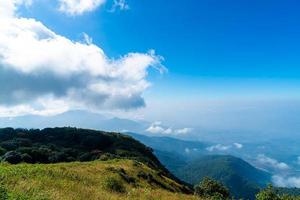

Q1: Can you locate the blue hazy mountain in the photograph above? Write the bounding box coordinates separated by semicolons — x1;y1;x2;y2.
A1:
125;132;208;159
125;132;272;199
0;111;148;133
175;155;271;199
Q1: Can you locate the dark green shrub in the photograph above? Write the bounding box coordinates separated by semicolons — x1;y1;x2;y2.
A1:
66;157;75;162
15;138;32;147
104;177;126;193
21;153;33;163
99;153;117;161
194;177;230;199
79;152;92;162
137;171;149;179
2;151;22;164
48;152;66;163
256;185;281;200
106;167;136;184
1;141;18;151
119;173;135;184
0;147;6;156
0;185;8;200
30;147;51;163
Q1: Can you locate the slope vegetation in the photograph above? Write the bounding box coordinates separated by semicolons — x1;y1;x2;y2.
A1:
176;155;271;199
0;159;198;200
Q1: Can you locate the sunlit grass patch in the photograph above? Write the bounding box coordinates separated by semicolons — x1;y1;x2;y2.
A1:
0;159;200;200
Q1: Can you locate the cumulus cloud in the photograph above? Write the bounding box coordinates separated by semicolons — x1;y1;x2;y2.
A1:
58;0;106;15
175;128;193;134
109;0;129;12
206;144;231;152
0;0;32;18
162;128;172;134
184;147;199;154
233;143;243;149
272;175;300;188
256;154;290;171
146;126;164;134
206;142;243;152
145;122;193;135
0;0;164;117
0;97;70;117
145;122;172;134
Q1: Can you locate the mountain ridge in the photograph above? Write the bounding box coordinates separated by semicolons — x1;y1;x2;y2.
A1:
176;155;271;199
0;127;191;191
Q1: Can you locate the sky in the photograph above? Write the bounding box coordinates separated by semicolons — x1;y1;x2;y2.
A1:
1;0;300;131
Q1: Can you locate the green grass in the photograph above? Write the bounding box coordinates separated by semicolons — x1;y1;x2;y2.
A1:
0;159;201;200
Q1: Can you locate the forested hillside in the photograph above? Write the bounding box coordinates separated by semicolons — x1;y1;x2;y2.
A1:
0;128;157;165
176;155;271;199
0;127;187;188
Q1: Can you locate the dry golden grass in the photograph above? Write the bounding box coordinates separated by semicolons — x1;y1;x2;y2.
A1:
0;159;202;200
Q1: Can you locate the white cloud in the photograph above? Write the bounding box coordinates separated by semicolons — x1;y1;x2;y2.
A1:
58;0;106;15
272;175;300;188
163;128;172;134
233;143;243;149
0;0;32;18
0;97;70;117
82;33;93;45
145;122;193;135
206;144;231;152
184;147;199;154
206;142;243;152
175;128;193;134
145;122;172;134
185;148;190;154
146;126;164;134
0;0;165;117
109;0;129;12
256;154;290;171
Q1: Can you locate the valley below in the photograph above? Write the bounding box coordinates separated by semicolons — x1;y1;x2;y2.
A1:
0;127;299;200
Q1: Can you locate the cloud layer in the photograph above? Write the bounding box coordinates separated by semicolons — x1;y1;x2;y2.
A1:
272;175;300;188
58;0;106;15
0;0;164;117
256;154;289;171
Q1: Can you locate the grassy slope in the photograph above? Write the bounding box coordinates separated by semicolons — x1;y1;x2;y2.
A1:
0;159;200;200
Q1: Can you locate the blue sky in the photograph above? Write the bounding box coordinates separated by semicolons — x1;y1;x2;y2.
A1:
19;0;300;98
1;0;300;129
